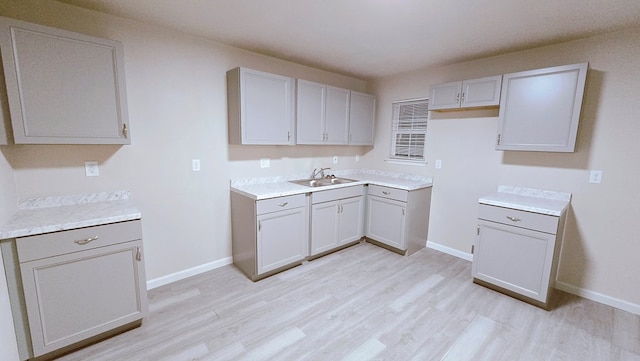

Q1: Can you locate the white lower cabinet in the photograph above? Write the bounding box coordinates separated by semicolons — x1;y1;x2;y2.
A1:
472;204;566;308
310;186;364;256
231;192;308;280
365;185;432;255
1;220;147;360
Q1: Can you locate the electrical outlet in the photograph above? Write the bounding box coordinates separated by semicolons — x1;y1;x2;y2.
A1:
333;156;338;164
435;160;442;169
84;161;99;177
260;158;270;168
192;159;201;172
355;154;360;162
589;170;603;184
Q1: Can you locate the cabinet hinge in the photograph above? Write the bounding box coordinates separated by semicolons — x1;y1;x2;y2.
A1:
497;134;501;145
476;224;480;235
471;245;475;254
258;221;262;232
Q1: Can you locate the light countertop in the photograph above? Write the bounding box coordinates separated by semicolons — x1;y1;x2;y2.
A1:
0;191;141;239
479;185;571;216
231;168;433;200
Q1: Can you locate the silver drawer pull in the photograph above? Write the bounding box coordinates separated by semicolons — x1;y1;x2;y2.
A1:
75;236;98;245
278;202;289;207
506;216;521;222
382;191;390;195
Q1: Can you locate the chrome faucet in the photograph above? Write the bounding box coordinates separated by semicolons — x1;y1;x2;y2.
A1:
311;167;331;179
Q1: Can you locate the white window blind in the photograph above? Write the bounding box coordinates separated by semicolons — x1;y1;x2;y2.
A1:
390;98;428;161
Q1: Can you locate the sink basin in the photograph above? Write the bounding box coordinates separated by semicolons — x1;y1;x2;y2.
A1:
289;177;357;187
321;177;357;185
289;179;326;187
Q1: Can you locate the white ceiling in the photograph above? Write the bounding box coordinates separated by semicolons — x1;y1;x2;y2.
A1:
57;0;640;79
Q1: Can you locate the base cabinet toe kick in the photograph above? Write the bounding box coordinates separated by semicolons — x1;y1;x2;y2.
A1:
1;220;148;361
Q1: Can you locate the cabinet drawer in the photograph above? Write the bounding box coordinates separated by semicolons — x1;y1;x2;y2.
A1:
368;184;408;202
257;194;306;215
17;220;142;262
478;204;559;234
312;185;363;204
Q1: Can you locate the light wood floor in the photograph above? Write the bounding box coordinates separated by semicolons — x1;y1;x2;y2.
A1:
59;241;640;361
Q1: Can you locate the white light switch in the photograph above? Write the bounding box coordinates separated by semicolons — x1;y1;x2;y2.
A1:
85;161;99;177
260;158;270;168
192;159;201;172
435;160;442;169
589;170;603;184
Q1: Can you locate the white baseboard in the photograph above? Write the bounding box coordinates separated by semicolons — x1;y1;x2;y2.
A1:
426;241;473;261
146;257;233;290
555;281;640;316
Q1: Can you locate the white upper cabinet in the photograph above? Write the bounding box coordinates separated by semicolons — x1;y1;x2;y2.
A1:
496;63;588;152
0;16;130;144
227;67;295;145
429;75;502;111
348;91;375;145
325;86;350;144
296;80;349;145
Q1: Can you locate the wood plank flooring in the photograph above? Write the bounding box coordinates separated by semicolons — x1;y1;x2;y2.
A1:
58;242;640;361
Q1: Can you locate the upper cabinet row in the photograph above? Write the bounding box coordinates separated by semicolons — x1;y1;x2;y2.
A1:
227;67;375;146
0;16;130;145
429;75;502;111
429;63;588;153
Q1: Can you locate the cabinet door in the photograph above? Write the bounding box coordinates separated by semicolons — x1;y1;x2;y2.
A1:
366;195;406;250
20;240;147;357
348;91;375;145
496;63;588;152
310;200;339;255
0;17;130;144
232;68;294;145
472;221;556;303
461;76;502;108
324;86;350;145
429;81;462;110
257;207;307;274
337;196;364;245
296;80;326;145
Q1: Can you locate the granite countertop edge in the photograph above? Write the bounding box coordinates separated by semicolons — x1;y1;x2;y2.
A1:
478;185;572;217
0;191;142;239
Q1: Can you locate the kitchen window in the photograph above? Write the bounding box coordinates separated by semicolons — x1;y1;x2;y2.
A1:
389;98;428;163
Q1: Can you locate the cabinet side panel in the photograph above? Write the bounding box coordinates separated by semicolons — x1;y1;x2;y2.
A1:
1;240;32;360
0;58;13;144
406;187;431;255
226;68;241;144
230;191;257;278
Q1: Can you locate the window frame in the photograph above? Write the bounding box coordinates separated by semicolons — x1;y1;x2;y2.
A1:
388;97;429;164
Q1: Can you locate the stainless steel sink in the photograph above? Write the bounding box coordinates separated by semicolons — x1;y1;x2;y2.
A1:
321;177;356;185
289;177;357;187
289;179;326;187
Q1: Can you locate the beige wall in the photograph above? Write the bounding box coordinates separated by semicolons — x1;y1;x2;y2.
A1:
366;27;640;309
0;0;368;283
